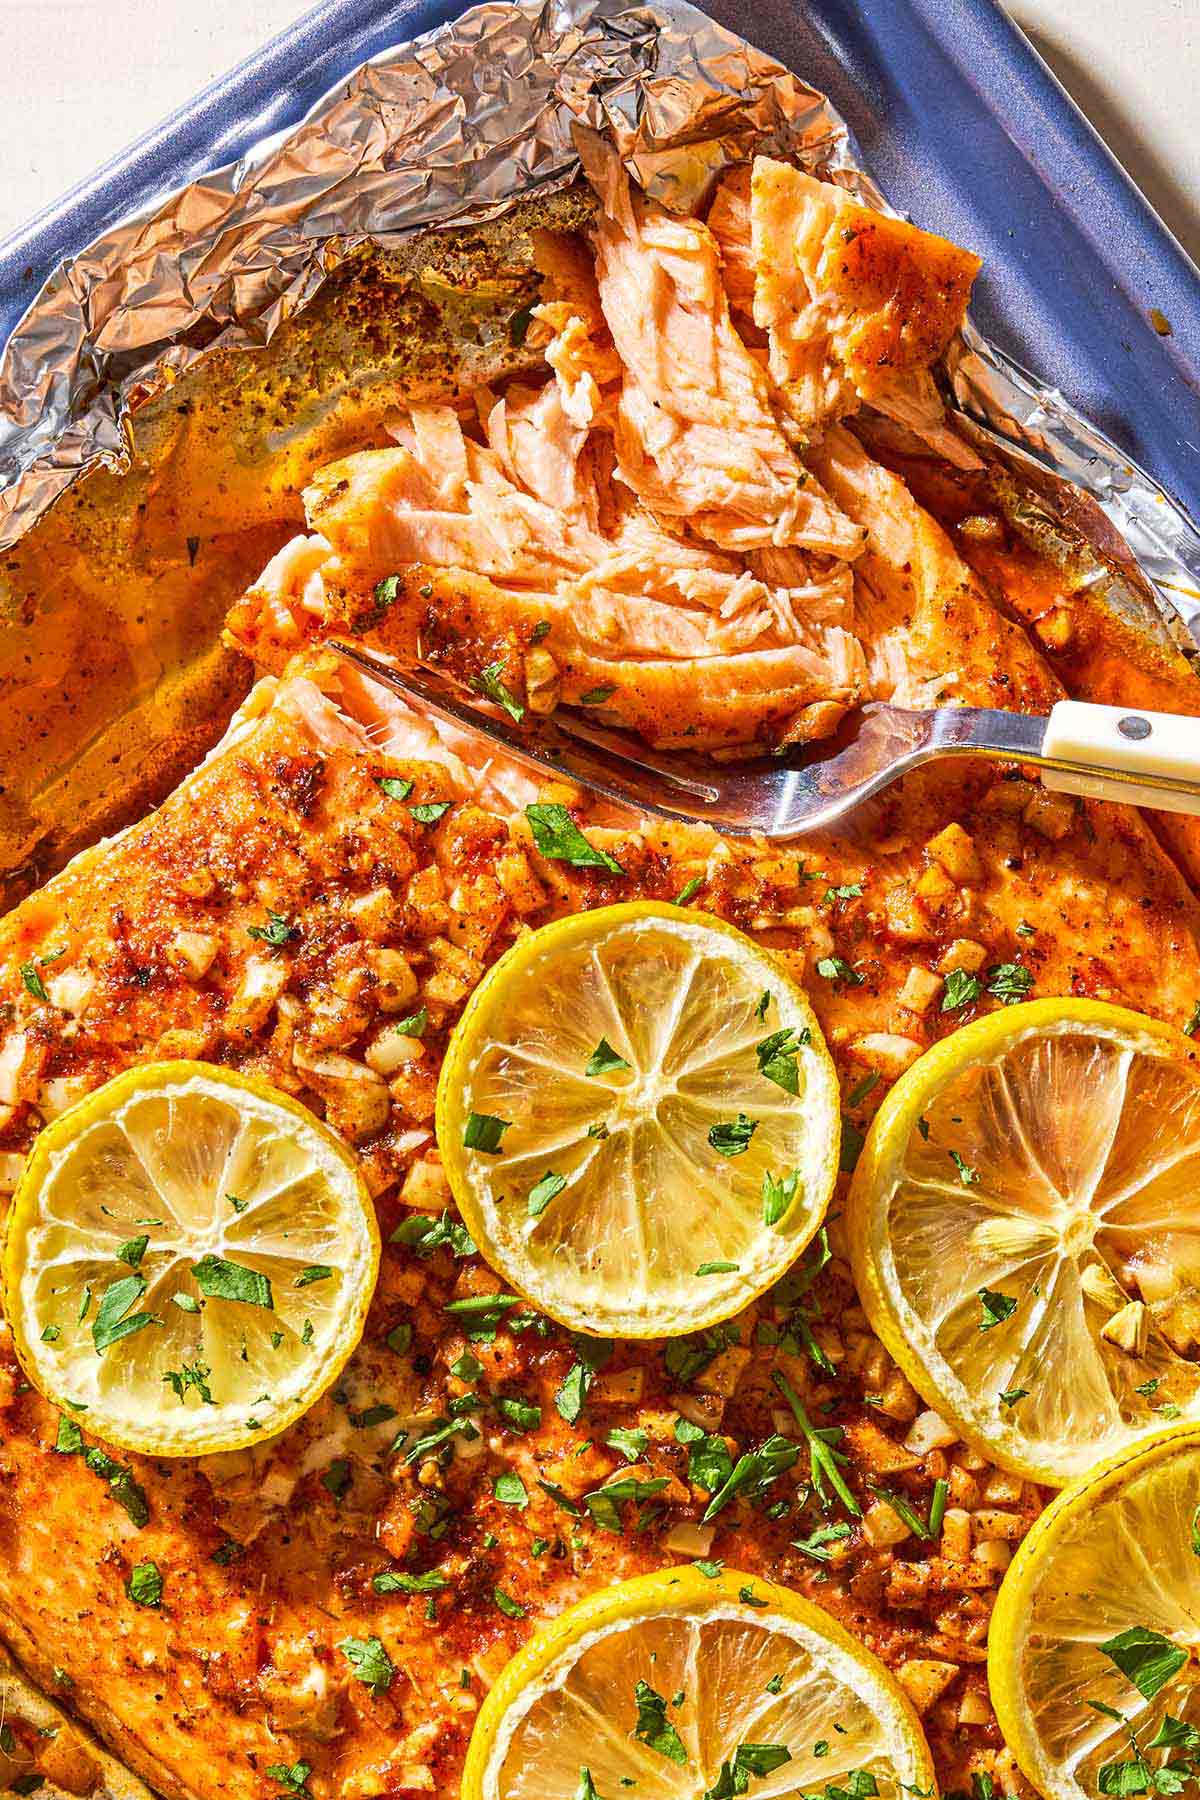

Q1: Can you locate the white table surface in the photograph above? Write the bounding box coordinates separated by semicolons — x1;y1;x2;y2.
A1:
0;0;1196;259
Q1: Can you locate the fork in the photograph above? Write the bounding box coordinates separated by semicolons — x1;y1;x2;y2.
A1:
334;642;1200;839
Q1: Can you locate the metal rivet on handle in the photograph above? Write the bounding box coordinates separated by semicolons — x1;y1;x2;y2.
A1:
1118;715;1152;741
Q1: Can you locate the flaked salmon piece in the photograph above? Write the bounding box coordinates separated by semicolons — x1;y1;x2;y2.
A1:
530;227;623;427
227;385;870;749
592;184;866;557
483;379;593;518
748;157;982;467
810;423;1056;710
707;164;757;316
302;438;588;585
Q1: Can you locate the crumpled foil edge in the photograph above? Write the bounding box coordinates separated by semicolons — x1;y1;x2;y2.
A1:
0;0;1197;655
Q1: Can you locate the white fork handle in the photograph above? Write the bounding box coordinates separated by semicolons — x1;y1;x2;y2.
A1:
1041;700;1200;816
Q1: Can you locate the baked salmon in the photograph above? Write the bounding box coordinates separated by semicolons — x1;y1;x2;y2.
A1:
4;524;1200;1795
5;128;1200;1800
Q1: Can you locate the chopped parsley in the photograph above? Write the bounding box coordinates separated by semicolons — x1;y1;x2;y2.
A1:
463;1112;511;1153
606;1426;648;1463
393;1006;429;1038
295;1264;334;1287
527;1171;567;1218
493;1473;529;1507
373;1568;449;1595
793;1521;853;1562
410;801;452;825
702;1745;792;1798
942;969;983;1012
127;1560;163;1608
495;1394;541;1433
1100;1627;1188;1702
709;1114;758;1157
473;660;526;724
54;1415;84;1454
674;877;704;906
755;1026;810;1095
816;956;864;986
391;1210;476;1258
265;1764;313;1799
116;1231;150;1274
585;1037;630;1077
978;1287;1018;1330
987;960;1034;1004
246;910;296;947
494;1587;526;1619
1185;1002;1200;1039
555;1336;613;1423
632;1681;688;1764
761;1167;801;1227
339;1635;394;1696
525;803;624;874
163;1360;214;1406
191;1255;273;1309
949;1149;979;1186
702;1434;800;1523
92;1274;158;1353
584;1476;669;1533
377;776;414;801
580;685;617;706
85;1447;149;1527
697;1260;740;1275
19;960;48;1002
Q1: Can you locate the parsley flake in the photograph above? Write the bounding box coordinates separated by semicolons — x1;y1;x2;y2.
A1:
525;804;624;874
709;1114;758;1157
191;1255;273;1309
339;1635;394;1696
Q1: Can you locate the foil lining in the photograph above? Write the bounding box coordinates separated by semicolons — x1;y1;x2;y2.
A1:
0;0;1197;654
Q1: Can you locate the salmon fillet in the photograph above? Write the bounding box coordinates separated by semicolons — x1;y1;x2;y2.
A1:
4;525;1200;1796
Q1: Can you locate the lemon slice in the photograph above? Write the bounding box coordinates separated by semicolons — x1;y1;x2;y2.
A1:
3;1061;379;1455
848;996;1200;1485
990;1426;1200;1800
436;902;839;1337
463;1565;936;1800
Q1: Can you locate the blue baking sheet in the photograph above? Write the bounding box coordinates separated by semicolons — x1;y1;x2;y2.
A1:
1;0;1197;523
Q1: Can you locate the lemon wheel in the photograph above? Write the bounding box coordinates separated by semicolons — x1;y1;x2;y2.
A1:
437;903;840;1337
3;1061;380;1455
848;997;1200;1484
990;1425;1200;1800
463;1565;936;1800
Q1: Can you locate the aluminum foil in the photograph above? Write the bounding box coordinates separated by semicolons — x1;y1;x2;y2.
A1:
0;0;1198;654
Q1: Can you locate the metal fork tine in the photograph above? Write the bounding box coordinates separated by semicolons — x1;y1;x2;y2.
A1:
331;642;724;823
